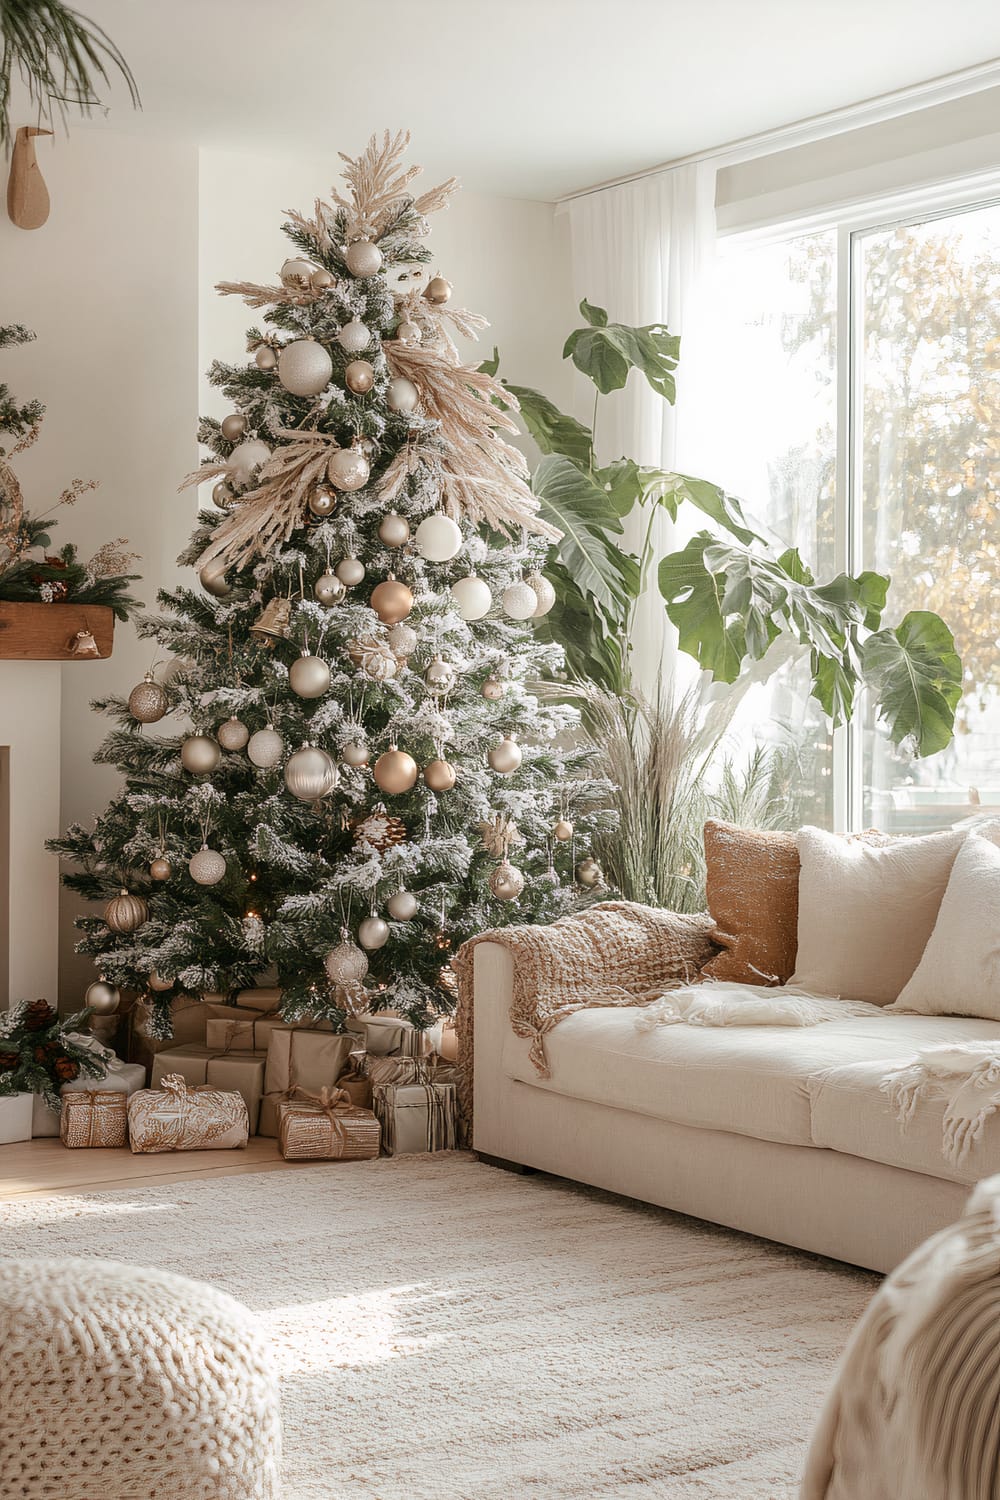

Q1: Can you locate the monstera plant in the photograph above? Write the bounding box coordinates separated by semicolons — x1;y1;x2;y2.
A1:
487;301;962;759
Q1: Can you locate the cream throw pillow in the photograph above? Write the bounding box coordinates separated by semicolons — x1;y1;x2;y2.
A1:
790;824;966;1005
892;834;1000;1019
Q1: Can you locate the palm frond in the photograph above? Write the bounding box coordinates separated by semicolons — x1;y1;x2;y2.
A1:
1;0;140;148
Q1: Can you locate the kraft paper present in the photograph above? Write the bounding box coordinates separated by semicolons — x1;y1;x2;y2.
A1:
204;1006;288;1053
0;1093;33;1145
128;1074;248;1153
151;1046;265;1135
335;1067;374;1111
260;1029;355;1137
60;1089;128;1148
134;997;208;1048
346;1014;430;1058
372;1080;457;1156
363;1054;432;1088
276;1088;380;1161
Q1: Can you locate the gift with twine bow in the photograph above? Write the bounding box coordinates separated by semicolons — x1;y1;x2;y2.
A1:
127;1074;249;1154
260;1028;356;1138
60;1089;128;1149
276;1084;380;1162
372;1079;457;1156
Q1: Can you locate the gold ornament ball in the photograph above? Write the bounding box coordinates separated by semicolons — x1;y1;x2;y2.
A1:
336;556;366;587
189;845;227;886
424;758;457;792
397;318;422;345
387;888;418;921
104;889;148;934
327;447;371;492
85;980;120;1015
345;239;383;278
386;621;417;658
284;744;338;802
181;734;221;775
338;318;371;353
314;571;347;606
311;267;334;291
213;480;236;509
255;346;277;371
481;676;505;701
345;359;375;394
488;734;522;775
378;511;410;548
199;561;231;598
128;673;168;724
228;438;271;485
247;725;285;768
358;915;390;951
489;861;526;902
218;716;250;751
147;970;174;992
425;275;453;306
386;377;419;414
528;572;557;617
370;576;413;624
341;740;370;768
373;746;419;794
220;413;246;442
307;484;337;519
278;338;333;397
279;257;314;287
553;818;574;842
325;940;369;985
576;856;604;888
289;652;331;699
149;856;172;881
423;655;457;696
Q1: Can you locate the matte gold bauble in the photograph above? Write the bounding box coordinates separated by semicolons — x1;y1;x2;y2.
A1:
423;654;457;697
149;856;172;881
358;915;390;951
289;652;331;699
255;345;277;371
307;484;337;519
345;239;383;278
345;359;375;394
338;318;371;353
278;338;333;397
85;980;120;1015
397;318;422;345
387;888;418;921
528;572;557;617
218;716;250;751
247;725;285;768
327;447;371;492
310;267;334;291
370;575;413;625
424;275;453;306
489;860;525;902
181;734;222;774
487;734;522;775
325;938;369;985
284;743;338;802
424;758;457;791
386;377;419;414
341;740;370;768
553;818;574;842
228;439;272;485
147;970;174;992
220;413;246;442
378;511;410;548
199;561;231;598
576;856;604;888
386;621;417;658
212;480;236;509
189;845;226;886
336;556;366;587
373;746;418;794
314;571;347;606
481;676;504;701
128;672;168;724
104;889;148;934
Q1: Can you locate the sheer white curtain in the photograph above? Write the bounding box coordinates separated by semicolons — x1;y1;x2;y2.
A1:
562;161;716;696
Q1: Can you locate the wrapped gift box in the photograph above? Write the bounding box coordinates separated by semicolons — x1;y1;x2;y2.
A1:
151;1046;265;1135
32;1038;147;1138
336;1063;374;1111
372;1080;457;1156
347;1014;430;1058
260;1029;355;1138
204;1008;286;1053
363;1055;432;1088
128;1074;249;1153
276;1088;380;1161
0;1093;33;1145
60;1089;128;1148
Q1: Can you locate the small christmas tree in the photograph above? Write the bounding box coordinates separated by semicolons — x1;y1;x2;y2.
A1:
52;131;608;1033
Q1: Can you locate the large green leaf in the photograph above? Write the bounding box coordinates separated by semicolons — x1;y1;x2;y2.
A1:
563;300;681;399
658;472;764;546
861;611;963;758
531;454;636;622
657;536;746;683
502;381;593;466
534;560;629;695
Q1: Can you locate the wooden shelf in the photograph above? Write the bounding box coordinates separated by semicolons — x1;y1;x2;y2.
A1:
0;602;115;661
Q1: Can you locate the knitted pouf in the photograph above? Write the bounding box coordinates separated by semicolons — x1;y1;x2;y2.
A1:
0;1257;281;1500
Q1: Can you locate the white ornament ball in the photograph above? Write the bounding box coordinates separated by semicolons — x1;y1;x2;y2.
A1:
189;845;226;886
327;447;371;492
386;621;417;658
255;346;277;371
336;556;366;587
451;574;492;621
341;740;370;768
423;655;457;696
199;561;231;598
289;653;331;699
85;980;120;1015
415;512;462;563
528;572;557;617
338;318;371;354
386;377;419;415
181;735;221;775
378;511;410;548
387;889;418;921
220;413;246;442
345;239;383;278
358;915;390;951
247;725;285;768
325;940;369;986
228;439;271;486
488;734;522;775
284;744;338;802
218;717;250;751
278;339;333;397
147;970;174;993
502;580;539;621
280;257;314;287
489;861;526;902
314;572;347;606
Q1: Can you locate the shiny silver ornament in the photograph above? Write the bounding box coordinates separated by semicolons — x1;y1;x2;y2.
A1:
104;890;148;934
345;239;383;278
336;556;366;587
576;856;604;889
314;571;347;606
424;276;453;306
358;915;390;951
199;561;231;598
502;580;539;620
553;818;574;842
489;860;526;901
228;439;271;486
341;740;370;768
307;483;337;519
423;654;457;696
255;345;277;371
327;446;370;492
289;652;331;699
278;338;333;397
149;856;172;881
247;725;285;768
387;889;418;922
338;318;371;353
181;735;222;775
220;413;246;442
386;621;417;658
217;716;250;751
528;572;557;617
85;980;120;1015
128;672;168;724
344;359;375;394
378;511;410;548
189;845;227;886
147;970;174;993
386;377;419;414
284;744;338;802
481;676;504;701
488;734;522;775
325;938;369;985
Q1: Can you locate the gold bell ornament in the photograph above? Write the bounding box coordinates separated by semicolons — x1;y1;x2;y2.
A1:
250;597;292;647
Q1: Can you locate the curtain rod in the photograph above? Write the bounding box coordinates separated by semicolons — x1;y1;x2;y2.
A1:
557;56;1000;205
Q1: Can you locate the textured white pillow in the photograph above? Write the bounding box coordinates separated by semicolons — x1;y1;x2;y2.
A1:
790;824;967;1005
892;834;1000;1019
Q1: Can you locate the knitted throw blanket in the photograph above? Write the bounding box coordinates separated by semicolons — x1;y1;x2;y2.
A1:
882;1042;1000;1167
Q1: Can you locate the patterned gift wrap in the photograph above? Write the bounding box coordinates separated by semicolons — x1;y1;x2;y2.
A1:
372;1080;457;1156
60;1089;128;1148
363;1054;432;1087
127;1074;249;1153
276;1088;380;1161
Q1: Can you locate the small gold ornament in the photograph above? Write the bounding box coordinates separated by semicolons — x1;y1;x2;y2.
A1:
338;318;371;353
386;376;419;414
553;818;574;842
370;575;413;625
488;734;522;775
341;739;370;768
279;257;315;288
68;629;100;657
423;655;457;697
310;267;334;291
358;915;390;951
373;746;418;795
314;572;346;606
212;480;236;509
289;652;331;699
307;483;337;519
85;980;120;1015
255;345;278;371
218;716;250;751
199;560;231;598
250;597;292;646
345;359;375;394
386;621;417;658
378;511;410;548
489;860;525;902
347;635;398;681
424;758;456;792
336;556;366;587
149;855;172;881
181;735;222;775
327;445;370;492
345;239;383;278
387;888;418;921
220;413;246;442
128;672;168;724
104;889;148;934
424;276;453;306
350;806;408;852
481;675;504;701
576;856;604;889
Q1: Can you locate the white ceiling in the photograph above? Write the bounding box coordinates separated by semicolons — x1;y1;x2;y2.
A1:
60;0;1000;199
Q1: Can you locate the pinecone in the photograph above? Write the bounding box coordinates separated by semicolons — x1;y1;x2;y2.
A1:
23;999;55;1032
54;1055;80;1082
0;1050;18;1070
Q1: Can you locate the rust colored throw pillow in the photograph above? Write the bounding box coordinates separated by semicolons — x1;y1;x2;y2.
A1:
701;820;800;986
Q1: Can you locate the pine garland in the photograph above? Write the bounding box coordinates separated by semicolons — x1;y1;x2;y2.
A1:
0;1001;107;1109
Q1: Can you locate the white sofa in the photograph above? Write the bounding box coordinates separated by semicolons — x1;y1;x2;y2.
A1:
471;939;1000;1274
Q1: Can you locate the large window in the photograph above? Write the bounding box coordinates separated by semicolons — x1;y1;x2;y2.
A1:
704;192;1000;833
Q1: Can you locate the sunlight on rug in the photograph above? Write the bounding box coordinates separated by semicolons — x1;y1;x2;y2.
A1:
0;1153;876;1498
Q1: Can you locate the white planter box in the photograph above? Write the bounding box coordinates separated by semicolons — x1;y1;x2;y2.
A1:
31;1094;60;1137
0;1093;33;1144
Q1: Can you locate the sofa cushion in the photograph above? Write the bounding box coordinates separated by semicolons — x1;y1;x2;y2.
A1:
502;995;999;1152
701;820;800;986
808;1036;1000;1185
893;833;1000;1021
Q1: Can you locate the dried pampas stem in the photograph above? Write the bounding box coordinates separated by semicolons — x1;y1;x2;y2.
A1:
215;279;318;310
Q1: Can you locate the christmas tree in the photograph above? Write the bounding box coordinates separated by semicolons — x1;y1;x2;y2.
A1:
51;131;608;1034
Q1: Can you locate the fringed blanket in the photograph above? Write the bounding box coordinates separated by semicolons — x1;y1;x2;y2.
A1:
636;984;883;1031
882;1042;1000;1167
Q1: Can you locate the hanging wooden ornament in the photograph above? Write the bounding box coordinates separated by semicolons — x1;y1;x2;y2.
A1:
6;127;52;231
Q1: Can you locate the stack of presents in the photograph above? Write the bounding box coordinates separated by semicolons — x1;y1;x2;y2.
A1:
2;990;461;1161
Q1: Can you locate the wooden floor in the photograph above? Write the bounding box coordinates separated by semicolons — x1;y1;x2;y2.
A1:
0;1137;302;1202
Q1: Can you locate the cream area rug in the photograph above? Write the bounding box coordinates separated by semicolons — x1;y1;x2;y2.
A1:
0;1154;875;1498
